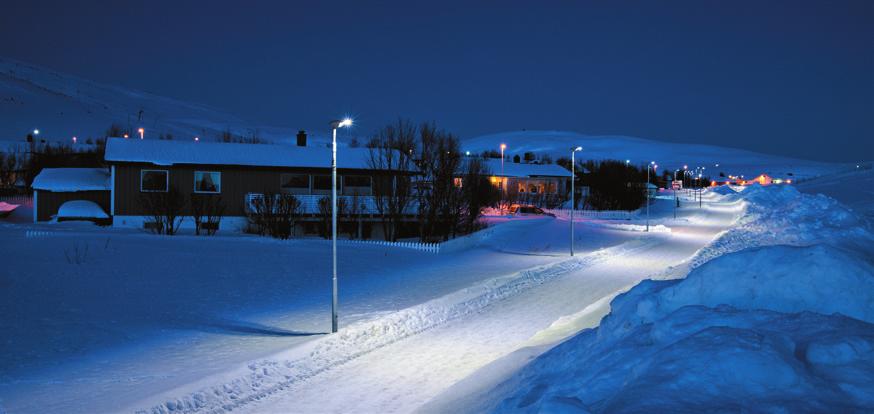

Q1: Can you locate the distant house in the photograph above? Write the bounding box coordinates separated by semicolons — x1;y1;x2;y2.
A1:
474;158;573;208
31;168;111;222
96;135;417;236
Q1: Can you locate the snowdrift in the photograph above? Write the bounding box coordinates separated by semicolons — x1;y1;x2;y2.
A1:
482;185;874;413
57;200;109;220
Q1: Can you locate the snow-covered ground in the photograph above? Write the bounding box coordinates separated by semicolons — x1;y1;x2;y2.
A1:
432;184;874;413
0;189;734;413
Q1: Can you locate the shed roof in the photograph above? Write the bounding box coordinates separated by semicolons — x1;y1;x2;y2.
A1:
104;138;392;170
32;168;111;192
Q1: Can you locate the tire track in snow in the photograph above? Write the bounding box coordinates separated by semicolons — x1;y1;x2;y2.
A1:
136;239;657;414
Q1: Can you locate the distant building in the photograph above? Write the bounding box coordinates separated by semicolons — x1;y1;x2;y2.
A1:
471;158;573;208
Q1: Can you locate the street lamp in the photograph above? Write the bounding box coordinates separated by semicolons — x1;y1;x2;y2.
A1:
500;143;507;206
329;118;352;334
33;129;40;136
138;128;145;140
570;146;582;256
647;161;656;232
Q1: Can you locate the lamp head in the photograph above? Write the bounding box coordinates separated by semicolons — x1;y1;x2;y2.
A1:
500;143;507;151
330;118;353;129
573;146;582;152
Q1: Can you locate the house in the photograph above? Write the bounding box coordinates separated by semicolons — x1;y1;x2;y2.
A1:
94;135;417;236
31;168;111;222
477;158;573;208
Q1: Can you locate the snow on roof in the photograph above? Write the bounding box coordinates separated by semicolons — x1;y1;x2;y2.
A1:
32;168;110;192
104;138;387;170
479;159;572;178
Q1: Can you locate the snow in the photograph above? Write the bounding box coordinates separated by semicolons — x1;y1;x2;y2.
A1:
452;182;874;413
31;168;110;192
477;159;572;178
463;130;846;179
104;137;382;169
56;200;109;219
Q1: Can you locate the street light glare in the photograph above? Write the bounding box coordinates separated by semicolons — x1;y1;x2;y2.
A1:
33;129;40;135
500;143;507;150
340;118;353;128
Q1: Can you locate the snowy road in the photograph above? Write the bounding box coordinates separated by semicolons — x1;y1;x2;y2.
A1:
145;193;740;414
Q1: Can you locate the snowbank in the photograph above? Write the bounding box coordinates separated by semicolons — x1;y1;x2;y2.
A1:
31;168;110;192
57;200;109;219
478;185;874;413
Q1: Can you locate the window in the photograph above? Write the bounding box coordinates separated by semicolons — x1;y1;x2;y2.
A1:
141;170;168;192
312;175;332;191
194;171;221;193
344;175;372;195
280;173;309;193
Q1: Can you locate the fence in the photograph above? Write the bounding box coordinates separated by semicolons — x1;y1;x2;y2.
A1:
303;237;441;253
0;194;33;207
545;208;637;221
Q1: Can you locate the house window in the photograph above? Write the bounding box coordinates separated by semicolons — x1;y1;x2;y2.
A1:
453;177;463;188
194;171;221;193
280;173;309;193
344;175;372;195
313;175;333;191
140;170;168;192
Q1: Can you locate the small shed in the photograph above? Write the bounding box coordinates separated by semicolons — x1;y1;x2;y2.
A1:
31;168;111;222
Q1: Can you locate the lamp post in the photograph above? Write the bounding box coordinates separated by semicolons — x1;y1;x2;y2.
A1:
570;146;582;256
647;161;656;232
138;127;145;140
329;118;352;334
500;143;507;209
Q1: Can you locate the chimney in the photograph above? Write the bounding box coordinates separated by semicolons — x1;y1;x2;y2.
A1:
296;130;307;147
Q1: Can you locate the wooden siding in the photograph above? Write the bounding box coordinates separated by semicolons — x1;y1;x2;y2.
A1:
112;163;405;216
36;190;110;221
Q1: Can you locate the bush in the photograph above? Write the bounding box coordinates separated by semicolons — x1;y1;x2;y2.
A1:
247;193;301;239
191;194;225;236
140;186;186;235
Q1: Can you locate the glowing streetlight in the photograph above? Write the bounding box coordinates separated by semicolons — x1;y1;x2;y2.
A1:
500;143;507;202
123;134;129;139
570;146;583;256
647;161;656;232
33;129;40;136
329;117;353;333
72;136;77;144
194;136;200;142
138;128;145;140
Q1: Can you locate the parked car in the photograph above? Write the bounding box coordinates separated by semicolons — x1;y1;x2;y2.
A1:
508;204;555;217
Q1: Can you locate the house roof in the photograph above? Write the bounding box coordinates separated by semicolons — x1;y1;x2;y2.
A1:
479;159;572;178
104;138;393;170
32;168;111;192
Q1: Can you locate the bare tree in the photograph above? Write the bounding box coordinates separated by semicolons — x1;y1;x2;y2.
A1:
140;186;186;235
190;194;226;235
417;122;463;241
368;119;416;241
247;193;302;239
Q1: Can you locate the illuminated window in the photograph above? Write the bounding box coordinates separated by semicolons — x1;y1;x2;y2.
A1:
453;177;463;188
194;171;221;193
140;170;168;192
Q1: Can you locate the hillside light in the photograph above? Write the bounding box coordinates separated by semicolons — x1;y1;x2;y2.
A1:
329;117;353;333
570;146;583;256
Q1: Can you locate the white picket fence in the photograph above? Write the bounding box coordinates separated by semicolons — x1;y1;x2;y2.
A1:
0;194;33;207
314;238;441;253
25;230;56;238
546;208;637;221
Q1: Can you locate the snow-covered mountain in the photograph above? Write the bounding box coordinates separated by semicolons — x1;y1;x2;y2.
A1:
0;57;319;146
463;130;845;180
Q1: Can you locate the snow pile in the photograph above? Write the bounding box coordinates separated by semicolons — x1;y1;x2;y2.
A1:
710;184;737;195
471;186;874;413
691;184;872;267
486;243;874;413
31;168;110;192
56;200;109;219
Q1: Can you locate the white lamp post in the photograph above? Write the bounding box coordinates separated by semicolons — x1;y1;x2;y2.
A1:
138;127;145;140
329;118;352;334
647;161;656;232
500;143;507;208
570;146;582;256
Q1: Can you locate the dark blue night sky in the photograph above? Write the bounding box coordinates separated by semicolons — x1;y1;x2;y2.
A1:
1;0;871;162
